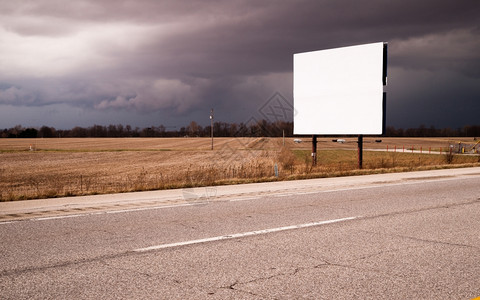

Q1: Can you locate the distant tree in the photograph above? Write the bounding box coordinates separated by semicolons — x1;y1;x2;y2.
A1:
440;127;455;137
203;125;211;137
179;126;186;137
237;123;248;137
229;123;238;137
116;124;124;136
2;121;479;139
89;125;107;137
125;125;132;137
256;119;269;136
70;126;88;137
9;125;23;138
133;127;141;137
463;125;480;137
416;124;427;137
385;126;397;137
427;125;438;137
107;124;118;137
396;127;404;137
141;127;154;137
213;122;223;137
405;128;416;137
19;128;38;138
39;126;56;138
56;129;68;138
187;121;200;136
157;125;166;137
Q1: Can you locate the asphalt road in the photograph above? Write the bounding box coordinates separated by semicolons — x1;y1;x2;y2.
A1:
1;168;480;299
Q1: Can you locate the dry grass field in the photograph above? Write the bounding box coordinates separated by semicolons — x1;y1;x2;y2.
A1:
1;137;479;201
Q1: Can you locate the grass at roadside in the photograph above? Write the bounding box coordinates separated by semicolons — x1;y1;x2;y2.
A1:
1;138;479;201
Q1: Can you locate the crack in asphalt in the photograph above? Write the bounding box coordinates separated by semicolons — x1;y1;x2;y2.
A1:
388;233;479;250
222;269;297;299
0;250;137;277
99;260;154;278
359;197;480;222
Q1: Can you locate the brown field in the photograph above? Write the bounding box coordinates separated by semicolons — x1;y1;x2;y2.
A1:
1;137;479;201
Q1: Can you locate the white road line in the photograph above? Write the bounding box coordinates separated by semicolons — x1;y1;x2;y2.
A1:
103;202;203;214
0;202;204;224
0;220;18;225
133;216;359;252
261;176;472;199
35;214;84;221
228;197;261;202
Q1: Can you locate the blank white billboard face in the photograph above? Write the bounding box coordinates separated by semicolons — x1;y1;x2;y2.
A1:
294;42;386;135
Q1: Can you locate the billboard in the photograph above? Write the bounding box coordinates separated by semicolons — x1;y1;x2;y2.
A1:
293;42;387;135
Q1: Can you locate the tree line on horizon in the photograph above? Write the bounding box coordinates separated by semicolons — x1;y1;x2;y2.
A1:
1;121;479;138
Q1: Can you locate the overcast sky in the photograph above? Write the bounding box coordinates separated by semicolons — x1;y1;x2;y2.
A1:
1;0;479;130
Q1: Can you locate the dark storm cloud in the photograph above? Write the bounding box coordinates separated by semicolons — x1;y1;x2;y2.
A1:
0;0;479;128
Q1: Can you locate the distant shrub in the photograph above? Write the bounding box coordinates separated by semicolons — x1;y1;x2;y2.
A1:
277;147;296;174
445;151;455;164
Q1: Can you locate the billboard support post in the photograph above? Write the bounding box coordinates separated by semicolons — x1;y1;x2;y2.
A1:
357;135;363;169
312;135;317;166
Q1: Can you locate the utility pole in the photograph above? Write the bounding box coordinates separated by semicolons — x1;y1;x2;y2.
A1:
210;109;214;150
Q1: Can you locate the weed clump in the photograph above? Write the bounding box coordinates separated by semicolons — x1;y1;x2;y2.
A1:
277;147;296;175
445;151;455;164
